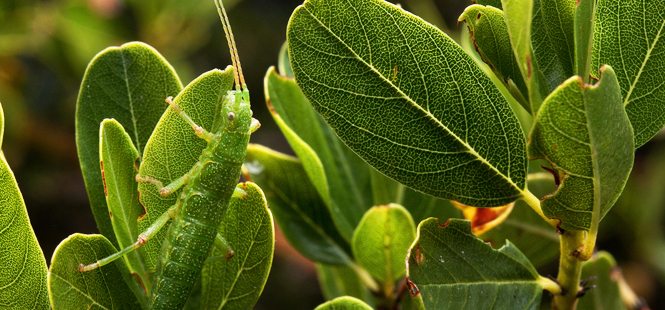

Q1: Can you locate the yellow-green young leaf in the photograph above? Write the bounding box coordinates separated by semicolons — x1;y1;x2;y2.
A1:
591;0;665;147
540;0;576;79
278;42;294;78
315;297;374;310
502;0;545;112
315;264;373;305
481;175;559;267
201;182;274;310
459;5;530;112
574;0;596;80
76;42;182;248
244;144;351;265
577;251;627;310
288;0;528;207
48;234;143;310
137;67;235;270
265;67;372;241
406;219;545;310
0;113;49;310
528;67;633;256
352;204;416;287
99;119;151;296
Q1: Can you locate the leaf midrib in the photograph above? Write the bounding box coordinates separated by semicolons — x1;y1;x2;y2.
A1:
623;19;665;107
120;50;142;160
300;4;521;194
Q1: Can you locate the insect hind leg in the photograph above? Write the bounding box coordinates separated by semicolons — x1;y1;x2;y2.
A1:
78;205;179;272
165;96;214;142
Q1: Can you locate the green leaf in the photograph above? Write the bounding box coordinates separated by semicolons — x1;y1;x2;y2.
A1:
265;66;372;241
501;0;545;112
459;5;530;112
531;0;569;93
574;0;595;80
137;67;235;270
539;0;576;80
244;144;351;265
352;204;415;288
0;116;49;310
0;100;4;149
528;67;633;258
474;0;502;10
76;42;182;248
48;234;143;310
288;0;528;207
201;182;274;310
481;175;560;267
314;297;374;310
278;42;294;78
591;0;665;147
315;264;373;305
99;119;151;295
577;251;626;310
406;218;546;310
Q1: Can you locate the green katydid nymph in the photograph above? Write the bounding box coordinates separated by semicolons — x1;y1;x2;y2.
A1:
78;0;259;309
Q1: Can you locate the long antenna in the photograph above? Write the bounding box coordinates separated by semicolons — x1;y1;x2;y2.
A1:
214;0;246;91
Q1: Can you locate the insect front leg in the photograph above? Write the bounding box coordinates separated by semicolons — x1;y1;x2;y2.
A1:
206;233;235;262
165;96;214;142
78;204;179;272
136;173;191;197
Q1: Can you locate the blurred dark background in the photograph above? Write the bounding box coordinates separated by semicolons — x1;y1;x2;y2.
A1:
0;0;663;309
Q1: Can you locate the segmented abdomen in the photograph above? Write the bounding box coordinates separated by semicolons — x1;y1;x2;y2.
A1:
149;151;243;310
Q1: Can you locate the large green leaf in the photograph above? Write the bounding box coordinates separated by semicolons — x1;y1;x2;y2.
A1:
406;219;548;310
531;0;569;93
352;204;415;291
539;0;576;80
314;297;374;310
0;104;49;310
137;68;235;270
76;42;182;248
528;67;633;258
459;5;530;112
574;0;595;81
48;234;143;310
244;144;351;265
200;182;274;310
265;67;372;241
99;119;151;295
316;264;374;305
577;251;626;310
502;0;545;112
591;0;665;147
288;0;528;207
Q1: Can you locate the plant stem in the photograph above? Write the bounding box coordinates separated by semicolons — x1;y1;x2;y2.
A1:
553;230;585;310
521;189;560;228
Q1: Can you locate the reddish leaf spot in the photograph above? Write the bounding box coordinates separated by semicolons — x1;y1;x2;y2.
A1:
477;12;482;20
100;161;108;197
133;157;140;171
541;165;560;186
406;277;420;297
526;55;532;79
109;211;113;219
131;272;148;295
554;218;564;234
438;218;451;227
266;98;276;115
414;243;424;265
137;191;147;220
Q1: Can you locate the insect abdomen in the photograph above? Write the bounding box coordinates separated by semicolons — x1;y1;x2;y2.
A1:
149;153;243;310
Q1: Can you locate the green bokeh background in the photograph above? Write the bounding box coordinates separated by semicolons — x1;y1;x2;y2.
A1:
0;0;663;308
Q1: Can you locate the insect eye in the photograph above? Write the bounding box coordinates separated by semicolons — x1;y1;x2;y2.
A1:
227;112;235;120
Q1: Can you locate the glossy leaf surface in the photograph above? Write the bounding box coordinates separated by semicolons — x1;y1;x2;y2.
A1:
265;67;372;241
577;251;626;310
138;67;235;270
352;204;415;286
0;103;49;310
76;42;182;248
201;182;274;310
406;219;544;310
591;0;665;147
528;67;634;235
244;144;351;265
99;119;150;293
314;297;374;310
48;234;142;310
459;5;529;112
288;0;528;207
